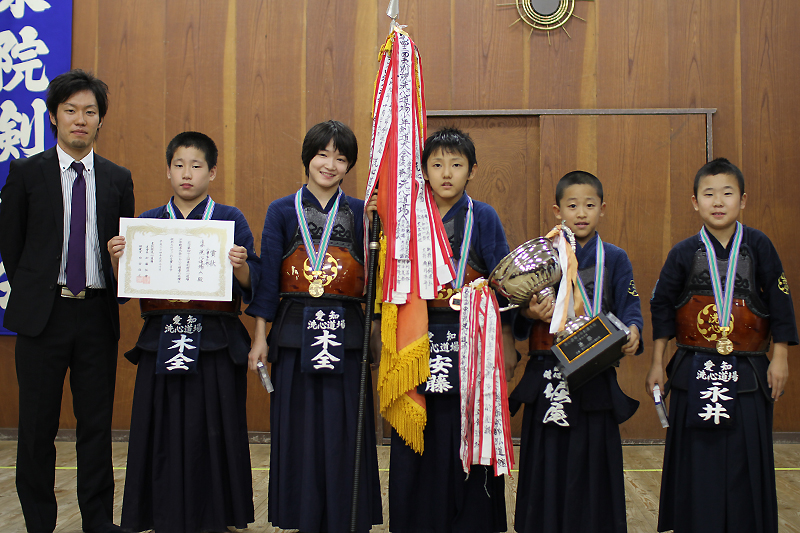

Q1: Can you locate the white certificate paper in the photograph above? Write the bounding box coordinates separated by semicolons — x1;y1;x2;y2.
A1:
117;217;235;301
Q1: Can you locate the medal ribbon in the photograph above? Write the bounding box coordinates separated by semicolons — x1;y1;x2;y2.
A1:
295;188;343;272
452;196;474;289
166;196;216;220
699;221;742;330
575;234;605;317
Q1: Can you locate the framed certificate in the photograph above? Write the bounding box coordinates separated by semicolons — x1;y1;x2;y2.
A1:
117;218;235;301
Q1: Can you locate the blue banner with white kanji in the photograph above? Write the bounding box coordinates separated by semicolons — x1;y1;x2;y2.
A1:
0;0;72;334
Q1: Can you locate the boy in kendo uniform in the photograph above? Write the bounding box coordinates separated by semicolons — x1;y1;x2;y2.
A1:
647;158;798;533
509;171;643;533
247;120;383;533
108;131;256;533
386;127;517;533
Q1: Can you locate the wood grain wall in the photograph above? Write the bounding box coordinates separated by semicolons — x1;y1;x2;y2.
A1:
1;0;799;439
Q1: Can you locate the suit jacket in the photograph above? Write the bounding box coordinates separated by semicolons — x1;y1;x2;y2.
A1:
0;146;134;338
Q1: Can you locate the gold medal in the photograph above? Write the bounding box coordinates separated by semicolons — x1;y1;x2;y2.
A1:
716;336;733;355
716;327;733;355
309;279;325;298
449;292;462;311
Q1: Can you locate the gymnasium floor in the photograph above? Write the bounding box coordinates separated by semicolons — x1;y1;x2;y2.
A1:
0;441;798;532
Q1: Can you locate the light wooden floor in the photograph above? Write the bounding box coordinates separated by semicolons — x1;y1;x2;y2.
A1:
1;442;799;532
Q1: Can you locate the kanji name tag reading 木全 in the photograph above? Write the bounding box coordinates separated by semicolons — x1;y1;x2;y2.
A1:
117;218;234;301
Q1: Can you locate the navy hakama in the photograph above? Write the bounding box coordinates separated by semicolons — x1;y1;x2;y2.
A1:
248;189;383;533
511;233;643;533
121;199;256;533
511;355;636;533
658;351;776;533
268;345;382;532
122;347;254;533
388;194;511;533
651;226;798;533
389;394;507;533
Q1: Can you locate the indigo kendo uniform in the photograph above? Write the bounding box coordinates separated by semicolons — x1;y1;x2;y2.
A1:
651;223;798;533
121;196;257;533
389;192;512;533
247;185;382;533
510;231;642;533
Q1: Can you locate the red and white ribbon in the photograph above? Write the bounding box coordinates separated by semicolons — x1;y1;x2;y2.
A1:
458;280;514;476
364;28;454;304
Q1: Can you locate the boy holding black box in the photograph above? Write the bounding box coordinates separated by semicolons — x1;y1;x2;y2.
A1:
511;170;643;533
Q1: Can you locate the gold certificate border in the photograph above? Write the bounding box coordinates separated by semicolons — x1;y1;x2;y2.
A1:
118;218;234;301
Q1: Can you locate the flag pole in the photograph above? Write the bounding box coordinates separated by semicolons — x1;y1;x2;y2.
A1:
349;209;380;533
349;7;395;531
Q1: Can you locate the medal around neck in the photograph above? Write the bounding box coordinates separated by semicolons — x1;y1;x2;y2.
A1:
716;327;734;355
295;188;343;298
699;222;743;355
309;278;325;298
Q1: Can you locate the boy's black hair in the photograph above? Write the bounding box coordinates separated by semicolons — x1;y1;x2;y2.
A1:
555;171;604;205
166;131;218;169
693;157;745;197
46;69;109;137
421;127;477;172
301;120;358;176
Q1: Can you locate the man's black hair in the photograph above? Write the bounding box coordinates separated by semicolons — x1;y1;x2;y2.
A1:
421;127;477;172
555;171;604;205
301;120;358;176
166;131;218;169
46;69;109;137
693;157;745;197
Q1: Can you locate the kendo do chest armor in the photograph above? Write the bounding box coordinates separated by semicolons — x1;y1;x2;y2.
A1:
279;198;365;300
675;246;771;355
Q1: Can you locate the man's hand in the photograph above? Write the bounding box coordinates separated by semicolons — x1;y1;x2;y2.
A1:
107;236;126;280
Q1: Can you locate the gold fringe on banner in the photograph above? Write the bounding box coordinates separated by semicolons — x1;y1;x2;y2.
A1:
375;232;431;453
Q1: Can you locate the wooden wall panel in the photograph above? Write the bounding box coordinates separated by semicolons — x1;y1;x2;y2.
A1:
395;0;453;109
597;0;669;108
306;1;358;198
163;0;229;168
0;340;17;427
234;0;308;432
739;0;800;431
526;2;597;109
451;1;526;109
667;0;740;161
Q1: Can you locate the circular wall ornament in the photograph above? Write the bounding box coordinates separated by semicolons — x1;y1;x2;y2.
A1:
500;0;589;44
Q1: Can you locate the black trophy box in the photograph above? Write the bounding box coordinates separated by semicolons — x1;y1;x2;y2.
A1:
550;313;628;390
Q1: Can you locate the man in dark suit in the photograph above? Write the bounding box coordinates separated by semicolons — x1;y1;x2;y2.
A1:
0;70;134;533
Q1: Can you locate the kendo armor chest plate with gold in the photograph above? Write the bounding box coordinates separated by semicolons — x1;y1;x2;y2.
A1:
675;247;770;355
279;198;365;301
